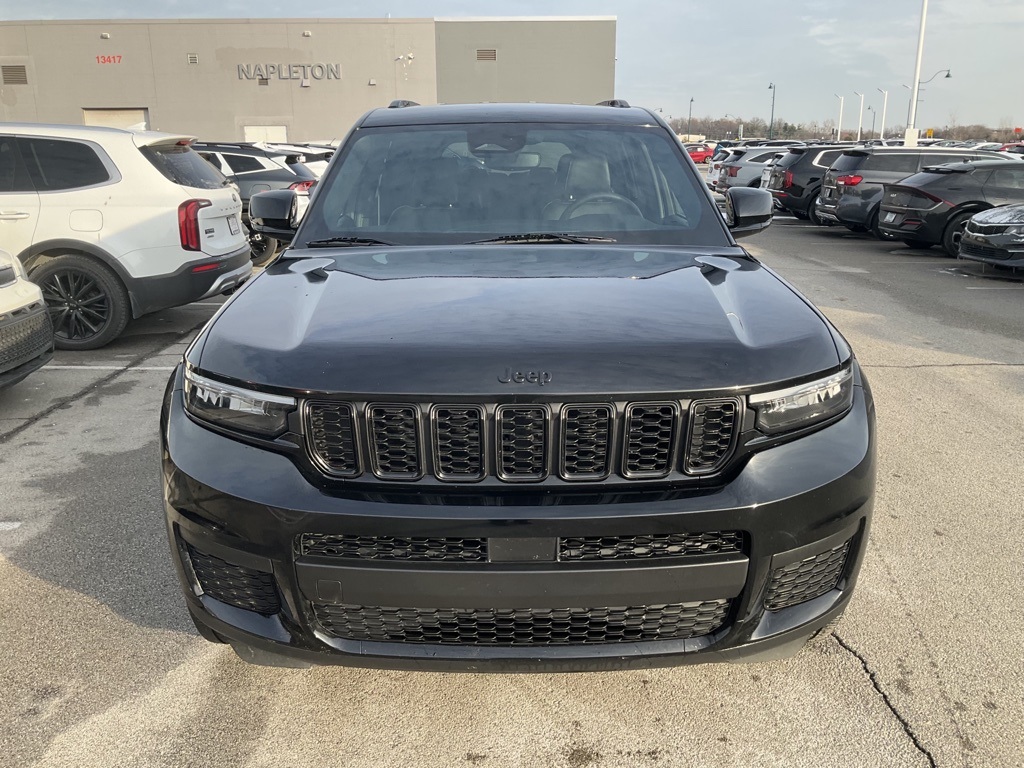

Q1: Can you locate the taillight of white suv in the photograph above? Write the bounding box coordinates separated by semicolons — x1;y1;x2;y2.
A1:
178;199;213;251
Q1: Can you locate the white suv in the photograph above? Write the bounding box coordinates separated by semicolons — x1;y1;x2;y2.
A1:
0;248;52;387
0;125;251;349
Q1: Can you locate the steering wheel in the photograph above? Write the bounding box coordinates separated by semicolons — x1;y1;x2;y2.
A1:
560;192;644;221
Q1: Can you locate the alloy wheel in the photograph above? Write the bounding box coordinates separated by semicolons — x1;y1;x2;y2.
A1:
40;268;112;342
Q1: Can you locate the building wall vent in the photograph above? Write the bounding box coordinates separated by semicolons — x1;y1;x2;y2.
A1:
186;54;199;65
476;49;497;61
1;65;28;85
258;78;270;86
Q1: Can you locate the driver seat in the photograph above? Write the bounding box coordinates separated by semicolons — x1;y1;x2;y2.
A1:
541;153;613;221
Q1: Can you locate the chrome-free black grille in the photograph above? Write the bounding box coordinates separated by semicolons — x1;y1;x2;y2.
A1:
369;405;421;478
304;398;739;483
186;544;280;615
560;531;744;561
764;539;851;611
497;406;548;480
432;406;484;479
561;405;612;479
960;241;1009;260
965;221;1007;236
623;403;678;477
299;533;487;562
0;307;52;371
685;400;739;473
313;600;732;645
307;403;359;475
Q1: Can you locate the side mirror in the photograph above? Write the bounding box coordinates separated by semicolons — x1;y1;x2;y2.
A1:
249;190;299;243
724;187;773;239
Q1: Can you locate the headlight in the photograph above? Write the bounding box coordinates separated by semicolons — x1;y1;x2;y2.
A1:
749;367;854;435
0;250;25;284
184;368;296;437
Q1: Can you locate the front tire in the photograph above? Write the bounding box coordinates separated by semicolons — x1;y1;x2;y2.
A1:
32;255;130;350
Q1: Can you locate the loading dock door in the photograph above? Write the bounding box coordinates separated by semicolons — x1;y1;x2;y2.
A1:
82;108;151;130
243;125;288;143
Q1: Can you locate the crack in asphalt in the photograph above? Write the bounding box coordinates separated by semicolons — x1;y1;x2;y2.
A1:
833;632;938;768
0;321;206;445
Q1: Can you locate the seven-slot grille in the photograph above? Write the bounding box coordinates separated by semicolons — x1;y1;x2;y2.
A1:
305;398;741;483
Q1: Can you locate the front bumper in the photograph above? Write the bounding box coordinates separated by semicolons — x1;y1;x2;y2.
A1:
959;231;1024;268
0;305;53;388
162;369;876;671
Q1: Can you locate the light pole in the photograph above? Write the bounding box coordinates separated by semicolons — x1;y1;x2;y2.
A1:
768;83;776;139
867;105;877;139
854;91;864;142
834;93;844;141
877;88;889;140
687;97;694;141
907;0;930;141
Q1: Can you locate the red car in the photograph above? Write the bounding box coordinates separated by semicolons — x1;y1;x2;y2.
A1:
685;143;714;163
997;142;1024;154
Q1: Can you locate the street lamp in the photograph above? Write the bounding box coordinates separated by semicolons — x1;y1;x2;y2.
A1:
877;88;889;140
853;91;865;142
687;97;694;141
903;69;951;131
834;93;844;142
725;113;742;140
768;83;776;139
867;105;877;139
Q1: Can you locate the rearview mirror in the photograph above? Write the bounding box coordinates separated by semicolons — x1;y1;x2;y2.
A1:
249;190;299;243
724;187;773;239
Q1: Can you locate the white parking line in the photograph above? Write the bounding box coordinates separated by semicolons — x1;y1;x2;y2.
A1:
44;365;176;371
964;286;1024;290
0;522;22;532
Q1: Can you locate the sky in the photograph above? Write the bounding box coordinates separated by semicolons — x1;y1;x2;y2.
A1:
1;0;1020;131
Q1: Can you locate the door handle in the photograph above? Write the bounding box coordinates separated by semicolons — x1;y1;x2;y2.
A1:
0;211;31;220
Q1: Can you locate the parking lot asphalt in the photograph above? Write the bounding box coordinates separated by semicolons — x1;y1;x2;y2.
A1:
2;214;1022;768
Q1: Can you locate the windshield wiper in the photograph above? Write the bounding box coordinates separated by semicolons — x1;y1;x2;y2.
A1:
305;236;396;248
468;233;617;245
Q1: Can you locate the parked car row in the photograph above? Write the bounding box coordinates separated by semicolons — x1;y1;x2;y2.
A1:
760;142;1024;265
193;141;322;265
0;123;253;357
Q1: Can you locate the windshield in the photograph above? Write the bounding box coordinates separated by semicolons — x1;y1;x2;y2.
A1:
299;123;727;247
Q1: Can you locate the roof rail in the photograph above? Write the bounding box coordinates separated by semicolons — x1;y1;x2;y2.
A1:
388;99;420;109
597;99;631;108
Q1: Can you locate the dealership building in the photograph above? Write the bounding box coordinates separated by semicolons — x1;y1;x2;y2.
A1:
0;16;617;142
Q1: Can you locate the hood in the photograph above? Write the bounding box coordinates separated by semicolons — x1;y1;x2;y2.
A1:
197;246;840;396
970;204;1024;226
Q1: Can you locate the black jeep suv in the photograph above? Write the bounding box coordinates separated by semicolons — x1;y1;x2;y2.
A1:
162;102;875;670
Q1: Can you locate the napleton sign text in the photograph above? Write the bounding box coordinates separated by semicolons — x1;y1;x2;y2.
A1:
237;63;341;80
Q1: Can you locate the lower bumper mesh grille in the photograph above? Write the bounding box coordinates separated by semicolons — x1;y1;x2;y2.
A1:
299;533;487;562
560;531;743;561
764;539;851;611
960;242;1009;260
313;601;732;645
0;308;52;372
186;544;280;615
